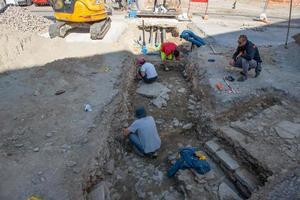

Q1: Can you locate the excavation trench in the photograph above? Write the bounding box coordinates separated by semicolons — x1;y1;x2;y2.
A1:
84;23;277;200
85;61;267;199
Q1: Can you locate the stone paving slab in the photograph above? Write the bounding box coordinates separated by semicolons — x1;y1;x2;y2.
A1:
136;82;170;98
234;168;258;193
275;120;300;139
205;139;221;154
220;126;250;146
215;149;240;171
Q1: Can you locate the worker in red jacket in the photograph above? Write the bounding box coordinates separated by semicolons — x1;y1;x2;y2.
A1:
160;42;180;61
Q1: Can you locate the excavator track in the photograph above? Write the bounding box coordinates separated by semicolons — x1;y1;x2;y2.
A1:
49;21;66;38
90;17;111;40
49;18;111;40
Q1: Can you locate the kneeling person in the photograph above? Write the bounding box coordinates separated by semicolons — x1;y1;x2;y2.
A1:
229;35;262;81
160;42;180;61
123;107;161;157
137;58;158;84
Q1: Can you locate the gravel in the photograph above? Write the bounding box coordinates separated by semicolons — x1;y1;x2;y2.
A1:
0;6;51;33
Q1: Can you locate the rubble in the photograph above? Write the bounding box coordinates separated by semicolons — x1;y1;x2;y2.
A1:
0;6;51;33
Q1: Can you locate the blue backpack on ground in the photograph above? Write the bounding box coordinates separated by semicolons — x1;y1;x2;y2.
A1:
180;30;206;47
167;147;211;177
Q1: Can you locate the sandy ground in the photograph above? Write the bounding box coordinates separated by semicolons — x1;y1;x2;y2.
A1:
0;12;135;199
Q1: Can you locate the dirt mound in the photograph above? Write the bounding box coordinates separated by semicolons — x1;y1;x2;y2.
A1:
0;24;32;70
292;33;300;45
0;6;51;33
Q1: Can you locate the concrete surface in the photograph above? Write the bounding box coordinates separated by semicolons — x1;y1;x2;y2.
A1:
191;0;300;47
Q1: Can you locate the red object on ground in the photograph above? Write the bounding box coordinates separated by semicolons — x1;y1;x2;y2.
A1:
32;0;49;5
161;42;177;56
191;0;208;3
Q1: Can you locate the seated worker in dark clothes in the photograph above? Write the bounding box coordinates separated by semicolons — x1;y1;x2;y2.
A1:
229;35;262;82
136;57;158;84
160;42;180;61
123;106;161;157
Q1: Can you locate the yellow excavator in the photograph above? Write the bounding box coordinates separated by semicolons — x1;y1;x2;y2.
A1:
49;0;111;40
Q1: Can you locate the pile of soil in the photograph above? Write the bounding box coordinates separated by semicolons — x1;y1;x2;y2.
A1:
0;6;51;33
292;33;300;45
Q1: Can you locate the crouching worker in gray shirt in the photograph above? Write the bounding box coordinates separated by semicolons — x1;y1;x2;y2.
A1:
123;106;161;158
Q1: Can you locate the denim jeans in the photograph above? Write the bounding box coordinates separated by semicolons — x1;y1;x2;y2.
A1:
138;70;157;84
234;57;262;78
129;132;145;154
180;30;206;47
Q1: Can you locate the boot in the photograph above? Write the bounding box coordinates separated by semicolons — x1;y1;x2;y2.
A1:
255;71;260;78
237;75;247;82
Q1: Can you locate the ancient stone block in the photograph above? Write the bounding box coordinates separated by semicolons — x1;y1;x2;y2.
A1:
215;149;240;171
205;139;221;154
234;168;258;193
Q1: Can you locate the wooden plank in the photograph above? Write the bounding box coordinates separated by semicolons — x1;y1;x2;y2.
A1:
137;10;179;18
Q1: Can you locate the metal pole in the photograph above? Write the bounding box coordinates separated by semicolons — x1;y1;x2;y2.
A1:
149;26;153;44
153;0;157;12
187;0;191;16
263;0;269;13
161;28;166;43
142;20;146;46
285;0;293;48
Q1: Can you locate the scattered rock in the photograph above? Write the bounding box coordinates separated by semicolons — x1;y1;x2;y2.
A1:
87;181;111;200
188;99;196;105
163;189;183;200
188;105;196;110
135;180;146;199
151;96;167;108
142;172;148;177
105;160;115;175
0;6;51;33
66;160;77;168
183;123;193;130
46;132;53;138
116;175;122;180
156;119;164;124
15;143;24;148
275;120;300;139
33;147;39;152
33;90;40;96
186;184;193;190
152;169;164;183
73;168;81;174
55;90;65;95
178;88;186;93
172;118;180;127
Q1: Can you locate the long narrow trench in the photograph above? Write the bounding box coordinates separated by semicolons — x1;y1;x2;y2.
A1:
103;57;243;199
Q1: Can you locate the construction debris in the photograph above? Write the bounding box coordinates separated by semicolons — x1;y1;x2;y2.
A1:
0;6;51;33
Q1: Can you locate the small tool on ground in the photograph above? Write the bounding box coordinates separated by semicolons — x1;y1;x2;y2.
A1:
223;77;237;94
